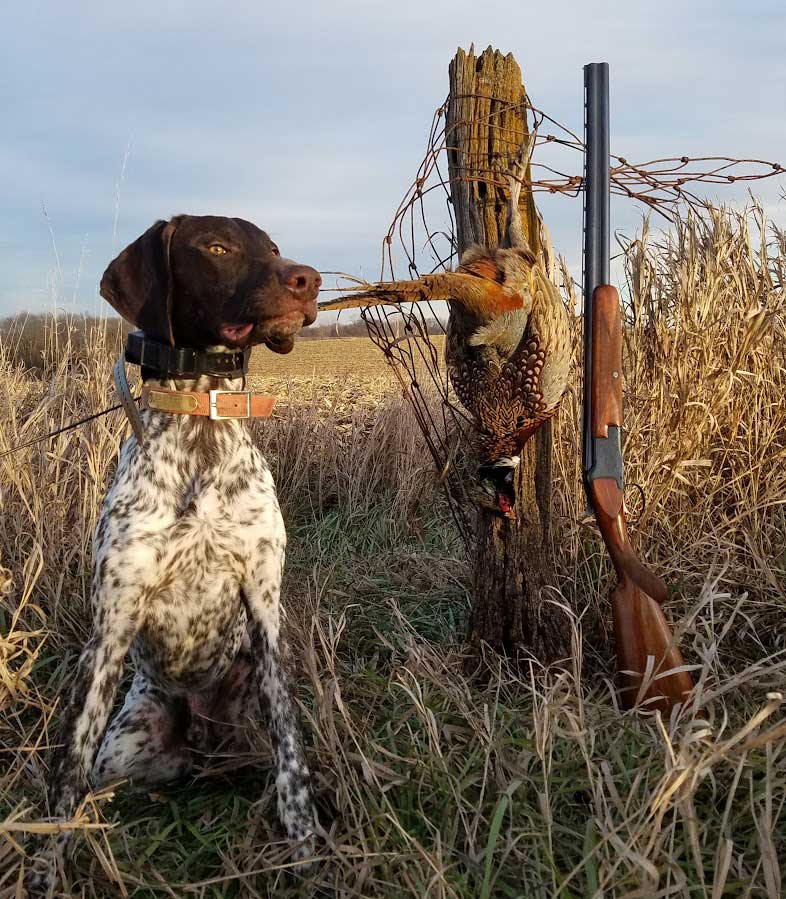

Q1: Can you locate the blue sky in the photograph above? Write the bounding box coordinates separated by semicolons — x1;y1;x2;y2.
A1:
2;0;784;320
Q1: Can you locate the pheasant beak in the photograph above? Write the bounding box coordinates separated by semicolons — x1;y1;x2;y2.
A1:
477;458;520;519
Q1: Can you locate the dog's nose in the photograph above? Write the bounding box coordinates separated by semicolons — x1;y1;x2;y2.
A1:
282;265;322;301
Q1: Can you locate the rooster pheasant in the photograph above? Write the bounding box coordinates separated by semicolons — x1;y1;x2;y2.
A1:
320;139;572;517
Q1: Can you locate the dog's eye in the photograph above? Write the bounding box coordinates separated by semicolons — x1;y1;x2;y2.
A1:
207;244;228;256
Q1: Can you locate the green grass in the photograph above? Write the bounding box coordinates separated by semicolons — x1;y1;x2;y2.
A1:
7;497;777;898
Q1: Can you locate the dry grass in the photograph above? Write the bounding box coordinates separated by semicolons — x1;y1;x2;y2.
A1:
1;204;785;897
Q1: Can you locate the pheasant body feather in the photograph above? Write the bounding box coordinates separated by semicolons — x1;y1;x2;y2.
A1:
317;137;572;516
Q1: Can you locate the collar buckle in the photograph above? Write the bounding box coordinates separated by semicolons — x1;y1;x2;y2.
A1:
209;389;251;420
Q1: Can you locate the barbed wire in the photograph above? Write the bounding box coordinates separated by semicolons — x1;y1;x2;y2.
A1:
353;93;784;546
362;302;475;544
379;93;783;283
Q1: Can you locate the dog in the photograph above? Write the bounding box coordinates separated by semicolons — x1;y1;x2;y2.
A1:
26;215;321;895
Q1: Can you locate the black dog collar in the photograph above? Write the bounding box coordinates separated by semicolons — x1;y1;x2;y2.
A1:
124;331;251;379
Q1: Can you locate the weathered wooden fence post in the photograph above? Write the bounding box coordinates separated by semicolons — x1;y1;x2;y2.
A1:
446;45;571;662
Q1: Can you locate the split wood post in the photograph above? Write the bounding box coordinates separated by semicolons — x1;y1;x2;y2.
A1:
446;45;571;662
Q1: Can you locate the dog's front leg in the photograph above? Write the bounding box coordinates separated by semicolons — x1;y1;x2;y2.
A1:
243;556;316;864
26;596;141;896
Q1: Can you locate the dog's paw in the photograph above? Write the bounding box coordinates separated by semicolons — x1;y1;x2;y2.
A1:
289;830;318;878
23;852;57;899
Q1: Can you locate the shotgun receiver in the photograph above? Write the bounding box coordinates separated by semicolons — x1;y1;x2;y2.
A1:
582;63;693;712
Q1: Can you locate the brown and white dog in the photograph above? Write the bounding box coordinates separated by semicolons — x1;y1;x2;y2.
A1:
26;216;321;895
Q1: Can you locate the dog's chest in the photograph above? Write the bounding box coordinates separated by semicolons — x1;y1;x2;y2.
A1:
99;415;284;692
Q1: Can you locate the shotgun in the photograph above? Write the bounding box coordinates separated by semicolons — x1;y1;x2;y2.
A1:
582;63;693;712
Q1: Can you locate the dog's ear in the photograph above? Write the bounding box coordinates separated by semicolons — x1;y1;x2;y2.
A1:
100;218;182;345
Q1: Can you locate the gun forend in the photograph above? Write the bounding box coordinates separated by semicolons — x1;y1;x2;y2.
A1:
591;285;624;438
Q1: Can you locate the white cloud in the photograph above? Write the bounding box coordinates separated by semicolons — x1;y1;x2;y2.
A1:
2;0;784;317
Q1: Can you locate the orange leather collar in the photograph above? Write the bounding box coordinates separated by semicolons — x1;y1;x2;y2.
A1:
141;386;276;420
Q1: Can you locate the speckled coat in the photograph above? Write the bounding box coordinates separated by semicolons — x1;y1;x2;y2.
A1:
27;373;315;893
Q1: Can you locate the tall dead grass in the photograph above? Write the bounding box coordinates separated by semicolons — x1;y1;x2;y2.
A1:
552;203;786;670
0;313;127;374
1;204;784;897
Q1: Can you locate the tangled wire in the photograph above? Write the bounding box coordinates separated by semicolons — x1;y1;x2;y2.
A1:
378;94;782;282
338;94;784;547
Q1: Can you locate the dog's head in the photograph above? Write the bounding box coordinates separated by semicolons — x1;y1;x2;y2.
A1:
100;215;320;354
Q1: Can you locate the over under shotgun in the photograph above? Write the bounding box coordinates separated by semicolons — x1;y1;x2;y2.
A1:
582;62;693;713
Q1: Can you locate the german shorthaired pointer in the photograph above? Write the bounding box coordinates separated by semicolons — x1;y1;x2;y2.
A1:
26;215;321;895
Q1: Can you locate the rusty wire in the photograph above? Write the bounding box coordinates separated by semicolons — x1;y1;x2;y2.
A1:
379;93;783;282
352;93;784;547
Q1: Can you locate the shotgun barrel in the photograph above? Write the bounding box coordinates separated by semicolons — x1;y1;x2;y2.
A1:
582;62;611;478
582;63;693;712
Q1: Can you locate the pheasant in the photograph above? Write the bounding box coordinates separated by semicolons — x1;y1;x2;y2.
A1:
319;138;572;518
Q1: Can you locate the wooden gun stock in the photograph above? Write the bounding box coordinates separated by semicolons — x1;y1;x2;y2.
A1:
588;287;693;712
